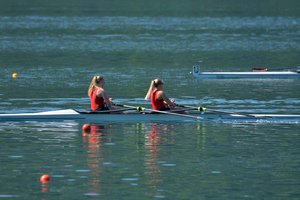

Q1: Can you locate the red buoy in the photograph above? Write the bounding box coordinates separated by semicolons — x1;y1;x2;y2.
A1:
82;124;91;132
40;174;51;183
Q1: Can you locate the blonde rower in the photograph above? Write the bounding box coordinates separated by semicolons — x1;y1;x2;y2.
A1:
145;79;175;111
88;75;113;111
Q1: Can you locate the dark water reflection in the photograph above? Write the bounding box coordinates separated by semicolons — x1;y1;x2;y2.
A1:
2;122;297;199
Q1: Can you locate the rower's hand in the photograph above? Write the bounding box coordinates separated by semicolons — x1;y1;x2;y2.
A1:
170;99;176;107
163;100;175;108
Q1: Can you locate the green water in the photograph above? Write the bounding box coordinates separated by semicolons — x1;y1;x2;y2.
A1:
1;122;299;199
0;0;300;199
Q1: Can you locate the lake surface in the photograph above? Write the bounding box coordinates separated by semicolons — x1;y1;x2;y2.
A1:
0;0;299;199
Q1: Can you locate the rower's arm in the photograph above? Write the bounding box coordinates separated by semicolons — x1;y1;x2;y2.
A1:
161;92;175;107
101;91;112;109
97;89;112;109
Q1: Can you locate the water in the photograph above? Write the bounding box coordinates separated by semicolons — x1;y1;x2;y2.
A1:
1;122;299;199
0;0;300;199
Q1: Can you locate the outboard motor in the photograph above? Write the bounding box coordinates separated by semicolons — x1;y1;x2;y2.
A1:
193;65;200;74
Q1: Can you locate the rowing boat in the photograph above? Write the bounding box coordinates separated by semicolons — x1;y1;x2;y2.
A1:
0;109;299;123
192;65;300;79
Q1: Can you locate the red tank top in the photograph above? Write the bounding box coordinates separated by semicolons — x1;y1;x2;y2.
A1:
151;90;165;110
90;90;105;111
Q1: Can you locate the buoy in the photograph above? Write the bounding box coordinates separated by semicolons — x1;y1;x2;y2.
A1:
82;124;91;133
12;73;18;78
40;174;51;183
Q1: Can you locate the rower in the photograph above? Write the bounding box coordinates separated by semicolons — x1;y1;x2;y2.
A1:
145;79;175;111
88;75;113;111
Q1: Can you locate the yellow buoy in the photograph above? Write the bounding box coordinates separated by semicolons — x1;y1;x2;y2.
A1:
12;73;18;78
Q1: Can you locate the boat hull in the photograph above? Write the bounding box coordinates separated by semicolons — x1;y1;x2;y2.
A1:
0;109;299;123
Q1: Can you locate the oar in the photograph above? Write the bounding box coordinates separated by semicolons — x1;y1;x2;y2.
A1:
176;104;257;118
176;104;206;112
114;104;202;120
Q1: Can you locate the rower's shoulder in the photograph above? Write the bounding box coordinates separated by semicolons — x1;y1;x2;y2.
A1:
156;90;164;95
95;87;105;94
156;90;167;99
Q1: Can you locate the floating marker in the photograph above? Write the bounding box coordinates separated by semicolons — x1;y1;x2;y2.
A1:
40;174;51;183
12;73;18;78
82;124;91;133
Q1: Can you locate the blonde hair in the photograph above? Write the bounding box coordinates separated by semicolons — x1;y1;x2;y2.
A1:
144;79;164;100
88;75;104;97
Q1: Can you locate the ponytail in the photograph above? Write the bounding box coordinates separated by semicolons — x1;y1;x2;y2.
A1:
145;79;164;100
88;75;104;97
145;80;155;100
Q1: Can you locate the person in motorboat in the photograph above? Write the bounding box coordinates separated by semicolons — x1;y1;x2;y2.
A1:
145;79;176;111
88;75;113;111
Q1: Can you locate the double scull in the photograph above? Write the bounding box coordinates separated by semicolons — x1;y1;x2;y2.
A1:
0;109;299;123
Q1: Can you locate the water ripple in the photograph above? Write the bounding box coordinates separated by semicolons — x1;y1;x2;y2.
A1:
0;16;299;52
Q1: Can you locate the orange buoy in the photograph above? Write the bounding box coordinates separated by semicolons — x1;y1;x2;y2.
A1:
82;124;91;132
12;73;18;78
40;174;51;183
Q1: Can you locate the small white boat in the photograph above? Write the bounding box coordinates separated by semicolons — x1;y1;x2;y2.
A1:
0;109;299;123
192;65;300;79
